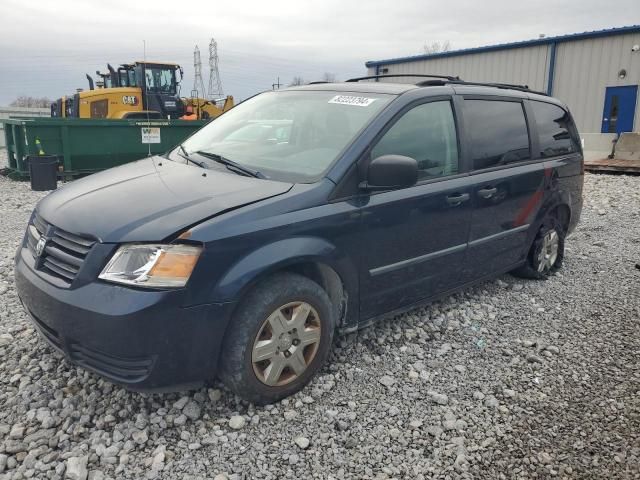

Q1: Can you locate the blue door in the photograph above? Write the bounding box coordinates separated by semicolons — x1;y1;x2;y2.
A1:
461;98;547;277
358;99;472;319
601;85;638;134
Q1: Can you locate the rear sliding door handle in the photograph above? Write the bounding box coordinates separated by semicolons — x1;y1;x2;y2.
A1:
446;193;470;206
478;187;498;199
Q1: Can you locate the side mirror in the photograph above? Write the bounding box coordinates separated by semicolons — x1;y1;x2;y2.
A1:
361;154;418;191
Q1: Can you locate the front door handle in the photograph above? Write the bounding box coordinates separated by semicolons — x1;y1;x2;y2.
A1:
478;187;498;199
446;193;470;206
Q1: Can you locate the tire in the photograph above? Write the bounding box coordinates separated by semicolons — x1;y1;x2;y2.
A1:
219;272;335;404
512;216;565;280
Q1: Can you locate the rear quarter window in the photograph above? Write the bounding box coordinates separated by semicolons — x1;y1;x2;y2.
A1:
530;101;579;158
463;99;530;170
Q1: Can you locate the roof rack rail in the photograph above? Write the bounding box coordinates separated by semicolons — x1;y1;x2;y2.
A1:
307;81;330;85
343;73;549;96
346;74;461;82
414;79;449;86
415;78;549;96
454;81;549;96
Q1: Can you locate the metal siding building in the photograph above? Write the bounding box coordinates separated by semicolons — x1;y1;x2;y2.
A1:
365;26;640;135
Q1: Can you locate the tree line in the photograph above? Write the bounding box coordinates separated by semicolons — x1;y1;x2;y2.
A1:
10;96;52;108
287;72;337;87
285;41;451;88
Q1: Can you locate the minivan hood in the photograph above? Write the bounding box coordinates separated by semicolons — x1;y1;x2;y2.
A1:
37;157;293;242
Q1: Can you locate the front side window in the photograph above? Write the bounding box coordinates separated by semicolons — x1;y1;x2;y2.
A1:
464;100;530;170
371;101;459;180
181;91;392;183
145;68;176;95
531;101;578;157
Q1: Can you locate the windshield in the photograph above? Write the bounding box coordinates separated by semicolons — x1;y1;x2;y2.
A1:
181;90;393;182
145;67;176;95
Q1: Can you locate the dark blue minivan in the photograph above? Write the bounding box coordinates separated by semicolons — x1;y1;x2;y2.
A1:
15;76;583;403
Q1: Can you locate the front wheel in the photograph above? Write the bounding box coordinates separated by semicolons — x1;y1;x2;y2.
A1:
219;273;335;404
512;217;565;280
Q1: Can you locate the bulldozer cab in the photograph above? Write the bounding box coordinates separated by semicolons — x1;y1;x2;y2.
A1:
133;62;184;118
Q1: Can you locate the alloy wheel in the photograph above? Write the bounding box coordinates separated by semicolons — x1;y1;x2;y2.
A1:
251;301;322;386
537;229;559;272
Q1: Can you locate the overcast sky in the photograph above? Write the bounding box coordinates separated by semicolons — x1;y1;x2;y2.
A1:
0;0;638;105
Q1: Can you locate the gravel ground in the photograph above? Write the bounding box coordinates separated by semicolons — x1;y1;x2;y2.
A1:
0;150;639;480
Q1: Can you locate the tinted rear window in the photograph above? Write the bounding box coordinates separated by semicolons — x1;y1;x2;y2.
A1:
531;101;579;158
464;100;530;170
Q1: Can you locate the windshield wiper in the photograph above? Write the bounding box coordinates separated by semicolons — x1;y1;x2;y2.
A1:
177;144;207;168
195;150;265;179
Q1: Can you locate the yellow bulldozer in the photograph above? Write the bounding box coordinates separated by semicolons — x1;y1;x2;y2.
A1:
51;61;233;120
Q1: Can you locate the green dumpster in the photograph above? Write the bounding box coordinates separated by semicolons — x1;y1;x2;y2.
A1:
1;117;208;178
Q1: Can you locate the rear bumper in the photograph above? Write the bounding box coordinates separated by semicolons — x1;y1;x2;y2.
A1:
14;246;235;392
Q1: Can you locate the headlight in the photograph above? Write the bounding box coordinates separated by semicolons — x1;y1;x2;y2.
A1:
99;244;202;288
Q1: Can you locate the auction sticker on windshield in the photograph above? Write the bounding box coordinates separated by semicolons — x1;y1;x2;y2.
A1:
328;95;377;107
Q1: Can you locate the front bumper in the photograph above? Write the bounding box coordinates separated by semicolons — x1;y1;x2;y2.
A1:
14;246;235;392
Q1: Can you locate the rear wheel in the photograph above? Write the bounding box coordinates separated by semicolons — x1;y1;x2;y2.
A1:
512;217;565;280
219;273;335;404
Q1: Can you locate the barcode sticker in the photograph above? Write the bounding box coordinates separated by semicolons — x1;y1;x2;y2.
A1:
328;95;376;107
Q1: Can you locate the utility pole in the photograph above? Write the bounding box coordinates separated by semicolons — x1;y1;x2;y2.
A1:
193;46;206;98
207;37;224;99
272;77;282;90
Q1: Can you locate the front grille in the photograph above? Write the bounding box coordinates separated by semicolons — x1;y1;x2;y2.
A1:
26;212;95;285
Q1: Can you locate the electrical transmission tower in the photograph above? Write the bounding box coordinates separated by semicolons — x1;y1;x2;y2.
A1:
193;45;206;97
207;38;224;99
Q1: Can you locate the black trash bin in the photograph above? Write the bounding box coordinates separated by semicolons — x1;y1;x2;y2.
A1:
28;155;59;191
